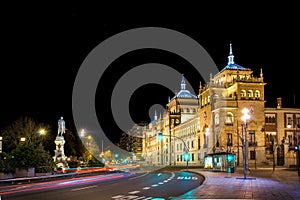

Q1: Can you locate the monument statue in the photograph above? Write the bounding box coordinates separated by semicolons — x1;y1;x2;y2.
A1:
57;116;66;136
53;116;68;171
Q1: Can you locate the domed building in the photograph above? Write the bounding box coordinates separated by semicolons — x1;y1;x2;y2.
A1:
142;43;300;169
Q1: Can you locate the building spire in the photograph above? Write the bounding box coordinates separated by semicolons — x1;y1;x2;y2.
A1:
228;42;234;64
154;110;158;121
181;74;186;90
260;68;264;81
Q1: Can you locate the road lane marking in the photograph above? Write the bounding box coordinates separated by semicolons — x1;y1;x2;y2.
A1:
71;185;97;191
111;195;124;199
143;187;151;190
151;184;158;187
134;196;146;199
125;195;139;199
129;172;149;180
128;190;140;194
158;182;164;185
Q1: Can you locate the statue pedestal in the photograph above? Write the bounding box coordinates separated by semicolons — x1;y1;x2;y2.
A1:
53;136;69;170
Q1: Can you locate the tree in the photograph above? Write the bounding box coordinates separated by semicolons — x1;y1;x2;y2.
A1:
1;116;54;173
2;116;51;153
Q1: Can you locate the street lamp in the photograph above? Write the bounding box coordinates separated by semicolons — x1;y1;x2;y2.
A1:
271;135;278;172
0;136;2;153
288;118;300;176
158;133;189;170
241;108;251;179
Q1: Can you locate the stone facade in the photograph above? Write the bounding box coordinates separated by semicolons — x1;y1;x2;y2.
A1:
142;44;300;168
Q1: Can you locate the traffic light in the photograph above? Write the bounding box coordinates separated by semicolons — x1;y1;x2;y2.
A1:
184;152;190;161
158;133;163;141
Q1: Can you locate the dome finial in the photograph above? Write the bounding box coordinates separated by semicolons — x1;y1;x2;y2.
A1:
181;74;186;90
228;42;234;64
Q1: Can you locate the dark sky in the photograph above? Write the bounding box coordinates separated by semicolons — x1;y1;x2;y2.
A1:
1;6;299;143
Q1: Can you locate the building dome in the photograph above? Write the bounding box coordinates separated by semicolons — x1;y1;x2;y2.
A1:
171;74;198;100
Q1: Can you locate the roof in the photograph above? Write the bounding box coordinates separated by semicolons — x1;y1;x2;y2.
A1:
170;74;198;100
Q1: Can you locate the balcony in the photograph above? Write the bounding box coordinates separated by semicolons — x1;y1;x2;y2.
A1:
248;141;257;147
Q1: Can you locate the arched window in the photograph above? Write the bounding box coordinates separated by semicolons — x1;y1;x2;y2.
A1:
204;97;207;105
180;108;184;112
225;112;234;125
241;90;246;98
255;90;260;98
215;113;219;125
265;116;269;123
248;90;253;98
193;108;196;113
186;108;190;113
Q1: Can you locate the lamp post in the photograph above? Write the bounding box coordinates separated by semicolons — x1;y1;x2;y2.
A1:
241;108;251;179
288;118;300;176
0;136;2;153
271;136;278;172
158;133;189;170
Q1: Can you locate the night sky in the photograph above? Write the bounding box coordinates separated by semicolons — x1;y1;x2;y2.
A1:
1;6;299;143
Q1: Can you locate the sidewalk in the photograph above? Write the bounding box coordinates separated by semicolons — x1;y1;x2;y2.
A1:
176;167;300;200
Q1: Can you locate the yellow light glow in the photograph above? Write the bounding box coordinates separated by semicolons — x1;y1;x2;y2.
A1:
39;129;46;135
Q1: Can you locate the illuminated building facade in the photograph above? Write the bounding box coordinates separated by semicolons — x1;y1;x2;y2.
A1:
142;43;300;168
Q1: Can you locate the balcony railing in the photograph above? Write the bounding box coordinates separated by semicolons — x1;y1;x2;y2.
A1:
248;141;257;147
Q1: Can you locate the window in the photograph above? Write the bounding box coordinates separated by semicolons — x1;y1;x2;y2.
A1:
204;133;207;148
250;150;256;160
249;131;256;146
186;108;190;113
191;141;194;149
241;90;246;98
225;112;234;125
215;113;219;125
254;90;260;98
177;143;179;151
227;133;232;146
208;96;210;103
204;112;207;120
198;137;201;149
248;90;253;98
192;153;194;161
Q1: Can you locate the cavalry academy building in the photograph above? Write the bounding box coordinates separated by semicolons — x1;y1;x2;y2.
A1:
142;43;300;169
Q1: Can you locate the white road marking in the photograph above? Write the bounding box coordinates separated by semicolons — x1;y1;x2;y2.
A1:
125;195;139;199
111;195;124;199
158;182;164;185
128;190;140;194
129;172;149;180
134;196;146;199
71;185;97;191
143;187;151;190
152;184;158;187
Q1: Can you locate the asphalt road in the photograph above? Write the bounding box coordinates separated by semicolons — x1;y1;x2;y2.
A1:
0;170;203;200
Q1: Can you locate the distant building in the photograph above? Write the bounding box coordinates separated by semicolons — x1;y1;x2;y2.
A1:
142;43;300;168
